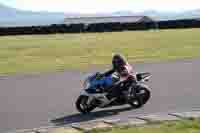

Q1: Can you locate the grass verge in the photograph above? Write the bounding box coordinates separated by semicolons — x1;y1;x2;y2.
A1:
0;28;200;74
92;119;200;133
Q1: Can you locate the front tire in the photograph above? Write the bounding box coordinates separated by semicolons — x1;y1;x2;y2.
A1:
76;95;96;114
129;85;151;108
129;96;143;109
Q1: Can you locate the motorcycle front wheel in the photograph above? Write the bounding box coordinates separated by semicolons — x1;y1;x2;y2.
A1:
129;85;151;108
76;95;97;114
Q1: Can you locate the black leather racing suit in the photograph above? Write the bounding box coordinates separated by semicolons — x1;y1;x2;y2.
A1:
103;64;136;99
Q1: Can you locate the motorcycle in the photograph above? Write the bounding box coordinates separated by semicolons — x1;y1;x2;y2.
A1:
76;72;152;114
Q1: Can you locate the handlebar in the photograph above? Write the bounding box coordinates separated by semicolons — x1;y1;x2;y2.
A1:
136;72;151;82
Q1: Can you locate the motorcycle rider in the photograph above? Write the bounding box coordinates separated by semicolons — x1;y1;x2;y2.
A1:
103;54;137;100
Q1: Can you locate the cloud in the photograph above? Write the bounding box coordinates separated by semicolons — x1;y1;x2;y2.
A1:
1;0;200;13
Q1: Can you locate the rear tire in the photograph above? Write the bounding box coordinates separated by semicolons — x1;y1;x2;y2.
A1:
76;95;96;114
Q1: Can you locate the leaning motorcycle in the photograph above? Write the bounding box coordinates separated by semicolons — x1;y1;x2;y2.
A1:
76;72;151;114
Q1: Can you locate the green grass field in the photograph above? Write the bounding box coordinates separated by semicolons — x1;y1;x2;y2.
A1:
0;28;200;74
95;119;200;133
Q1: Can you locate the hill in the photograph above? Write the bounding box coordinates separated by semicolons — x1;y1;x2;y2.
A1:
113;10;200;20
0;3;200;27
0;4;65;27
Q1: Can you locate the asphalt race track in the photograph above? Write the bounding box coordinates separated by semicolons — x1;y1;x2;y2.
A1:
1;59;200;132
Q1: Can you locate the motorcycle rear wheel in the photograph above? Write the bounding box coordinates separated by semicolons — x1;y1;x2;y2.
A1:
76;95;97;114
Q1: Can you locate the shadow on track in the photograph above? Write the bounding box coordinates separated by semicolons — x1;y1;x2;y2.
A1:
51;106;133;126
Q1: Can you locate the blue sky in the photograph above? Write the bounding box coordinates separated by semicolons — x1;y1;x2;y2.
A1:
0;0;200;13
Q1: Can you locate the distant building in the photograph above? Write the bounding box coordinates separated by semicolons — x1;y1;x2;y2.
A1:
64;15;154;25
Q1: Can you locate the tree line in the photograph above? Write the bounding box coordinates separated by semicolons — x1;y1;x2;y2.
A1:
0;19;200;36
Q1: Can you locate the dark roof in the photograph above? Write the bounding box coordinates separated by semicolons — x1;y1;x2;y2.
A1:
64;15;154;24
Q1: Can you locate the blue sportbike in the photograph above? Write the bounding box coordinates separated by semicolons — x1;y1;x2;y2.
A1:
76;72;151;114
